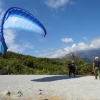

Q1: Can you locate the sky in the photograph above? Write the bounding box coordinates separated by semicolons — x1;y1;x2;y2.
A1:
0;0;100;58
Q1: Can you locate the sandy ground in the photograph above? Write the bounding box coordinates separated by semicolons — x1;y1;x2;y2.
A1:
0;75;100;100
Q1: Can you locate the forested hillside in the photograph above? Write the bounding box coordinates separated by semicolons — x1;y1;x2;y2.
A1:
0;51;93;75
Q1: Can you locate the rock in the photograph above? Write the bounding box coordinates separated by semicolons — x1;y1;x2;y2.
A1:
2;91;11;96
17;90;23;97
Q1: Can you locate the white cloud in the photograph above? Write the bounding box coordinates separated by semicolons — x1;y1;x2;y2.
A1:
61;38;73;42
35;51;39;53
4;30;16;44
83;37;88;40
4;30;24;52
45;0;70;8
23;42;34;49
90;38;100;49
63;42;89;54
50;49;67;58
69;1;75;5
39;38;100;58
4;29;34;53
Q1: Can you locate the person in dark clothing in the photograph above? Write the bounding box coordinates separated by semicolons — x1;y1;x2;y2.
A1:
68;61;75;77
7;66;10;75
93;57;100;79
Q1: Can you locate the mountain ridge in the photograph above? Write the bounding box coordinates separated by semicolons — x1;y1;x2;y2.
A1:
59;49;100;62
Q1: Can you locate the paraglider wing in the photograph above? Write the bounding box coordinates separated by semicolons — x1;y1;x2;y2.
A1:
0;7;47;54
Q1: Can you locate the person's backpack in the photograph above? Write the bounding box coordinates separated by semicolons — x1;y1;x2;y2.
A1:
94;60;100;67
68;63;73;68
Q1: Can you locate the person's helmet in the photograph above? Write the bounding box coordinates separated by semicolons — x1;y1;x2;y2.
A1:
95;57;99;60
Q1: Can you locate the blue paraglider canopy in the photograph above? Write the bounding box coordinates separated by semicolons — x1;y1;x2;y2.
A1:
0;7;47;54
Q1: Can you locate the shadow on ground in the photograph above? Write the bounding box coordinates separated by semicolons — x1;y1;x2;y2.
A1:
31;75;83;82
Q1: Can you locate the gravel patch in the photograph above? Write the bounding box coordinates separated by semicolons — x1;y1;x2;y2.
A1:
0;75;100;100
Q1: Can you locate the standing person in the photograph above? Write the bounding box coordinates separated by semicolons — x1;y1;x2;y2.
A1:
68;62;72;77
93;57;100;79
7;66;10;75
72;61;76;77
68;61;75;77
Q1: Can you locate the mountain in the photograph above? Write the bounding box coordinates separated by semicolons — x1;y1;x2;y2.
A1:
60;49;100;62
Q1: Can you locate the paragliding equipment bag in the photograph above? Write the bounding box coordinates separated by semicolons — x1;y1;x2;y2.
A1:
70;64;73;67
68;63;73;68
94;60;100;67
